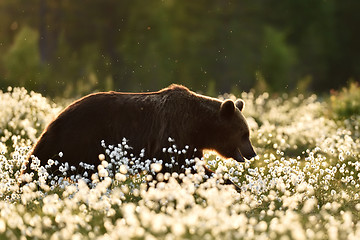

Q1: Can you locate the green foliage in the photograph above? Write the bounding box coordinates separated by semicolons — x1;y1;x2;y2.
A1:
2;27;49;91
260;26;297;92
0;1;359;97
330;81;360;120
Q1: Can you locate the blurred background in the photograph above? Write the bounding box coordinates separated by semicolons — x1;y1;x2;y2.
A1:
0;0;359;98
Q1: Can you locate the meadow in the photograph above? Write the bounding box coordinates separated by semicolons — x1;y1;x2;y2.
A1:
0;84;359;239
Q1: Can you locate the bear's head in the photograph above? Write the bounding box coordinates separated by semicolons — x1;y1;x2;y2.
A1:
215;99;257;162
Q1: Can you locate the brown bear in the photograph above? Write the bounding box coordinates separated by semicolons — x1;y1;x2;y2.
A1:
22;84;256;183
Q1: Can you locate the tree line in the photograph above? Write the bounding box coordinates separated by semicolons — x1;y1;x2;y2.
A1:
0;0;359;97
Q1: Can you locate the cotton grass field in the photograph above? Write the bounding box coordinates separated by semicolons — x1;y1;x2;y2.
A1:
0;84;360;239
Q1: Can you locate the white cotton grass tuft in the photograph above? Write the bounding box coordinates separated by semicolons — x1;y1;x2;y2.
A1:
0;88;359;239
150;163;162;173
98;154;106;161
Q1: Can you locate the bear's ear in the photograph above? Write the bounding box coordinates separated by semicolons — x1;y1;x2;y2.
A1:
220;100;235;118
235;99;245;111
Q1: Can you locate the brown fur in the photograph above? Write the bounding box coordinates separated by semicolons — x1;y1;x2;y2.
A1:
23;84;256;178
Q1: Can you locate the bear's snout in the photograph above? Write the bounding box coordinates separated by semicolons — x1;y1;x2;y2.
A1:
226;142;257;162
243;150;257;160
239;142;257;160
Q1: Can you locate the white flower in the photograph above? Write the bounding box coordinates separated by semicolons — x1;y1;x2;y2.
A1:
150;163;162;173
0;219;6;233
120;165;128;174
302;198;318;214
99;168;109;178
98;154;105;161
